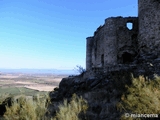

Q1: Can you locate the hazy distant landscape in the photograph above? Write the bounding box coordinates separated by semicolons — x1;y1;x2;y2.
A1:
0;69;77;75
0;71;68;119
0;71;69;92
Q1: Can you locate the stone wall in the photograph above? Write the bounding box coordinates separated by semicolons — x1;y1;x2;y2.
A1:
116;17;138;63
86;37;94;71
138;0;160;54
86;0;160;70
86;17;138;70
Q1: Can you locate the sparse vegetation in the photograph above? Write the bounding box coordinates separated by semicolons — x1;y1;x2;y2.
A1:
3;94;49;120
0;92;50;120
117;75;160;119
0;93;11;105
74;65;86;75
0;93;87;120
53;94;88;120
1;75;160;120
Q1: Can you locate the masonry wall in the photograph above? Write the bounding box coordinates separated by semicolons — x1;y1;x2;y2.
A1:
92;25;105;68
103;18;117;67
86;0;160;70
86;37;94;71
138;0;160;54
86;17;138;70
116;17;138;63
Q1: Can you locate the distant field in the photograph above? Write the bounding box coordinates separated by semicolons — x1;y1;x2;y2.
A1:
0;73;67;108
0;87;48;104
0;73;67;92
0;87;46;96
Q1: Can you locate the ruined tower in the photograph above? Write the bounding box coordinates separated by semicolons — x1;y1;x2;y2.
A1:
86;0;160;71
138;0;160;54
86;17;138;70
86;37;94;71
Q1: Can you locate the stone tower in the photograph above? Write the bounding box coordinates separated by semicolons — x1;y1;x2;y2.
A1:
138;0;160;54
86;17;138;70
86;37;94;71
86;0;160;71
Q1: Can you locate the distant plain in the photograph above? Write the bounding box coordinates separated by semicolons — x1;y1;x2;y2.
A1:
0;73;67;95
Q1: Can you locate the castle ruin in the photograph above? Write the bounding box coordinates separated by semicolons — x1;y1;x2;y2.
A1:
48;1;160;118
86;0;160;71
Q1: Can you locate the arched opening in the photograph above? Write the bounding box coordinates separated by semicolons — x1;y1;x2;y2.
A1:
122;52;133;64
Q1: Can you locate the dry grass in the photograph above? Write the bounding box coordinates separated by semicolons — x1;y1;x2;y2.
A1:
1;93;87;120
3;94;50;120
2;75;160;120
53;94;88;120
117;75;160;119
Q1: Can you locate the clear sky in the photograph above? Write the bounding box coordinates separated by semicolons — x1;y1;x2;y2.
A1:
0;0;138;70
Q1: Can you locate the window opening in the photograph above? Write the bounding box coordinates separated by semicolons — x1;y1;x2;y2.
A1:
126;22;133;30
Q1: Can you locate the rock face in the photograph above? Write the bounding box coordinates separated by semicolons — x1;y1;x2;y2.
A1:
47;72;122;120
47;53;160;120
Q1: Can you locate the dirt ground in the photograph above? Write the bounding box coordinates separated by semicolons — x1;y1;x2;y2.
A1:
0;73;67;91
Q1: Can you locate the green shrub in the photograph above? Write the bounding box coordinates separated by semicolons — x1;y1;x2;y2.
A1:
53;94;88;120
3;94;48;120
117;75;160;119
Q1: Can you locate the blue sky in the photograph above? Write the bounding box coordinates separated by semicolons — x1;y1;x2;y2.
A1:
0;0;137;69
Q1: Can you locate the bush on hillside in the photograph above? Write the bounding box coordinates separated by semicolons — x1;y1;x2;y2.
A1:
53;94;88;120
3;94;49;120
117;75;160;119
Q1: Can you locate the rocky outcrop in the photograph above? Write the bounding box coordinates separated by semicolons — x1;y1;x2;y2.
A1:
47;75;122;120
47;54;160;120
47;1;160;118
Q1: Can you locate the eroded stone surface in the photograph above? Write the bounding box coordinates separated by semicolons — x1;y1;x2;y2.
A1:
47;54;160;119
86;0;160;70
86;17;138;70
